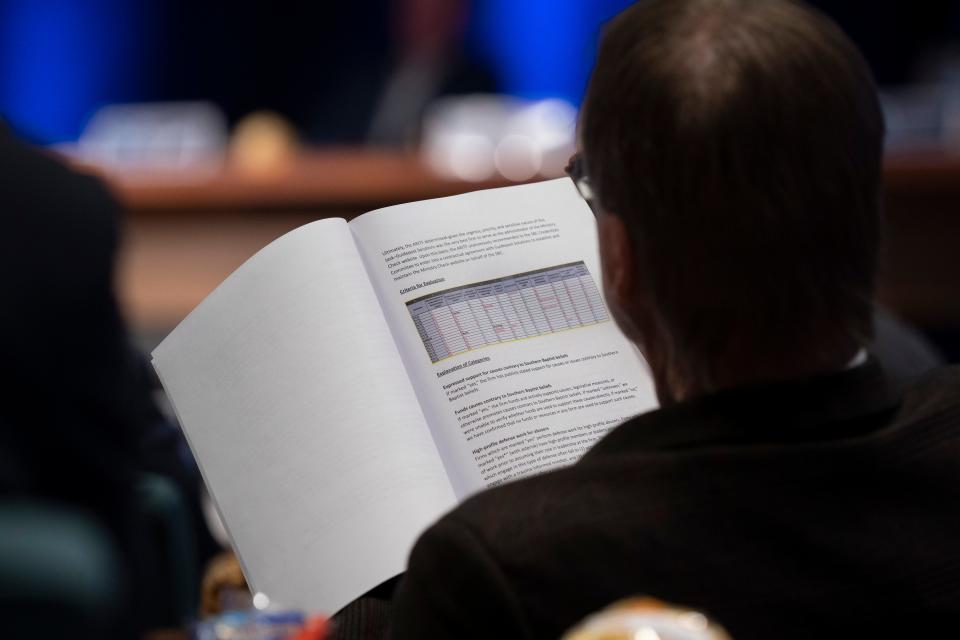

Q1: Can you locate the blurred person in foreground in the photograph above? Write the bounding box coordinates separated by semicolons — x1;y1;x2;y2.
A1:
0;124;212;635
378;1;960;638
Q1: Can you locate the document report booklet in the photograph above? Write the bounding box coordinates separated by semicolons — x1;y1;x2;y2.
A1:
152;178;658;614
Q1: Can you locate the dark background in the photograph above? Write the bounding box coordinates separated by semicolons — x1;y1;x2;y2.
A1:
2;0;959;144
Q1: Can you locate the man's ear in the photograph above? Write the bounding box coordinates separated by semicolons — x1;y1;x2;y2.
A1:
596;212;635;308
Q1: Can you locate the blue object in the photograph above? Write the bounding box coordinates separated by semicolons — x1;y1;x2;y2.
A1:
0;0;147;142
468;0;635;105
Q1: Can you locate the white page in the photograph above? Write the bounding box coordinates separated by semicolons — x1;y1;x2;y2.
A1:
152;219;455;614
350;180;658;497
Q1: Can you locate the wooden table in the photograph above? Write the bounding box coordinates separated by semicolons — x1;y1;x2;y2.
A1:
877;151;960;332
102;147;513;214
85;148;960;340
89;148;528;333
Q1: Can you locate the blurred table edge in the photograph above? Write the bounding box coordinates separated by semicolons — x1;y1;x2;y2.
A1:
71;146;533;215
883;148;960;194
59;146;960;335
63;146;960;215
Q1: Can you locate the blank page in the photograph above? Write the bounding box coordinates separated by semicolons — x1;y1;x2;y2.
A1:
152;219;455;614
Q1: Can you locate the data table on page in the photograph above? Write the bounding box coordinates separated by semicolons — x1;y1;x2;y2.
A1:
406;261;610;363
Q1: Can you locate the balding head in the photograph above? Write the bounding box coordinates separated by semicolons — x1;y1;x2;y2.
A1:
581;0;884;399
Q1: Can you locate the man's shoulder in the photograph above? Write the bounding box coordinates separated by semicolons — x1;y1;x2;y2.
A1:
888;364;960;443
394;461;673;639
395;367;960;637
899;364;960;413
451;462;601;525
434;363;960;550
438;448;685;561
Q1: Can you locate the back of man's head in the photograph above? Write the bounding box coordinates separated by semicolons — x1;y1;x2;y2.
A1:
581;0;884;394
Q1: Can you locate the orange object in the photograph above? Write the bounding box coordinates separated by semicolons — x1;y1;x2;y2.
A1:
288;615;330;640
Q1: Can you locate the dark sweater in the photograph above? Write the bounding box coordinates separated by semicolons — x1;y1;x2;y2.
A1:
382;361;960;639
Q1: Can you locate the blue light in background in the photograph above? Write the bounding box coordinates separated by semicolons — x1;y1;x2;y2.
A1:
0;0;633;143
469;0;635;106
0;0;145;143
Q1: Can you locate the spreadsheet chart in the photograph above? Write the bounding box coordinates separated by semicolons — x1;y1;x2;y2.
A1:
406;261;609;364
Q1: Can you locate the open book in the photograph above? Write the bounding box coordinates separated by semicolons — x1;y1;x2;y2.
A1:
152;178;658;614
